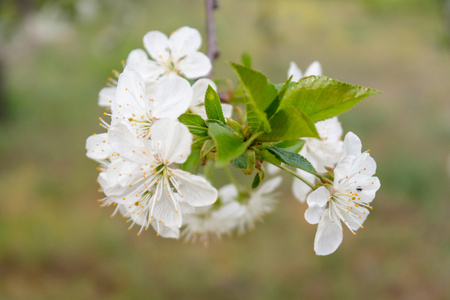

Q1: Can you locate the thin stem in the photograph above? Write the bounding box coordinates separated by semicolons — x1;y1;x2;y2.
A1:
205;0;220;78
275;164;316;190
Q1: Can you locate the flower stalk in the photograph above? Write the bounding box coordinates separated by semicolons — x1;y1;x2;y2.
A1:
275;164;316;190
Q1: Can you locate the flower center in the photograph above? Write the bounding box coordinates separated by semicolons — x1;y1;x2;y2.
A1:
328;189;372;234
128;112;154;139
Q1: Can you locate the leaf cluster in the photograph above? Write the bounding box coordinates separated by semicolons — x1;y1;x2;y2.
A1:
179;61;380;188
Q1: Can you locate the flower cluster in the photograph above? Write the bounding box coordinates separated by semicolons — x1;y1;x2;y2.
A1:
88;27;220;237
86;26;381;255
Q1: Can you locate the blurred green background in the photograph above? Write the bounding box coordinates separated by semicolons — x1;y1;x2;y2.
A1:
0;0;449;299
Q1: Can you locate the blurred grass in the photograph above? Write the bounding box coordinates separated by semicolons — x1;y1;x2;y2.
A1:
0;0;449;299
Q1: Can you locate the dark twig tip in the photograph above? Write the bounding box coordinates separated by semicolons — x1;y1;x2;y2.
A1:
206;0;220;78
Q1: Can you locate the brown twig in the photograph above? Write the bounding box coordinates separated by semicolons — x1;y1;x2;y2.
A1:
205;0;220;78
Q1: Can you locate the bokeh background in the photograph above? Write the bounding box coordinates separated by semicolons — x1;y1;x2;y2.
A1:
1;0;449;299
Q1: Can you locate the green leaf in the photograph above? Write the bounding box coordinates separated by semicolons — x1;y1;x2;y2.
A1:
265;76;293;119
267;147;316;173
230;63;278;133
258;149;280;166
280;75;381;122
274;80;295;91
241;51;252;67
231;152;247;169
251;168;265;189
277;75;293;103
274;139;306;153
208;123;250;167
182;150;200;172
178;113;208;136
204;86;226;123
252;172;261;189
258;107;319;142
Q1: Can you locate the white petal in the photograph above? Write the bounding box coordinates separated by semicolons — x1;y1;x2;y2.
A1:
351;152;377;177
178;52;212;79
108;122;149;163
86;133;113;160
168;26;202;60
292;178;312;202
151;222;180;239
292;170;316;202
305;205;326;225
152;181;182;227
172;169;218;207
98;172;109;190
315;117;342;142
335;152;378;190
150;118;192;164
256;176;282;195
98;86;116;107
178;199;196;214
143;80;158;101
191;78;216;107
314;213;343;256
126;49;148;66
112;67;149;124
357;176;381;203
214;201;244;220
190;105;208;120
221;103;233;119
218;184;239;204
153;198;182;228
343;131;362;157
152;75;192;119
143;31;170;61
334;155;355;184
305;187;329;224
305;138;344;173
288;61;302;81
304;61;322;76
306;186;330;207
126;49;164;81
99;158;126;193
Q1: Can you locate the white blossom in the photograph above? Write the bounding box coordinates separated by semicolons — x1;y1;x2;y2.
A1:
111;66;192;139
104;119;217;234
97;26;210;107
305;132;381;255
86;135;179;239
142;26;212;79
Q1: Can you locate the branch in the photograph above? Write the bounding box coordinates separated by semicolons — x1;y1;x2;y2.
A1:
205;0;220;77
